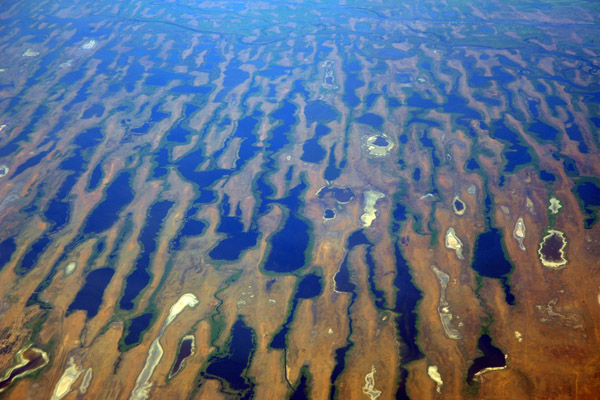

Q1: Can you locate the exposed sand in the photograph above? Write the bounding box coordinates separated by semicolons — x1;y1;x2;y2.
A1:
362;364;382;399
81;40;97;50
22;48;39;57
548;197;562;214
444;228;464;260
513;217;526;251
51;358;82;400
64;261;77;276
129;293;199;400
361;190;384;227
427;365;443;394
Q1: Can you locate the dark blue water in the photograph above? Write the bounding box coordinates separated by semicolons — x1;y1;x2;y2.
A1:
471;227;515;305
203;317;256;399
391;243;424;363
328;228;379;398
10;150;52;179
317;187;355;203
466;334;506;384
81;103;104;119
170;211;206;251
304;101;339;125
419;131;440;167
120;200;174;311
14;236;51;276
87;162;103;191
529;120;559;142
263;213;310;274
366;93;379;108
0;104;48;157
573;179;600;229
82;171;135;235
122;312;154;348
270;273;322;349
263;180;311;274
42;127;104;231
0;237;16;272
454;198;465;212
209;197;258;261
27;212;132;309
412;167;421;181
527;99;540;118
489;120;533;173
333;254;355;293
324;209;335;219
171;337;194;376
301;124;330;164
373;136;388;146
324;144;341;181
539;170;556;182
67;268;114;319
266;100;296;154
215;64;249;101
443;93;481;130
356;113;384;130
289;367;311;400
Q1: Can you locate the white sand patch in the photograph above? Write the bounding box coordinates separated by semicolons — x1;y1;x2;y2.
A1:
58;59;73;69
362;364;381;399
427;365;443;394
166;293;198;326
65;261;77;276
513;217;526;251
51;358;82;400
548;197;561;214
79;368;92;394
129;338;164;400
445;228;464;259
23;48;40;57
361;190;384;227
129;293;198;400
81;40;96;50
514;331;522;343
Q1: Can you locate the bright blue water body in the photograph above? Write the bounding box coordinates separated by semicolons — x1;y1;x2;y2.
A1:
82;172;135;235
0;238;16;272
324;144;341;181
209;197;258;261
270;273;322;349
466;158;480;171
81;103;104;119
304;101;339;125
67;268;114;319
301;124;331;164
539;170;556;182
87;162;103;191
412;167;421;181
573;180;600;229
120;200;174;311
489;120;532;173
356;113;383;130
122;312;154;347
